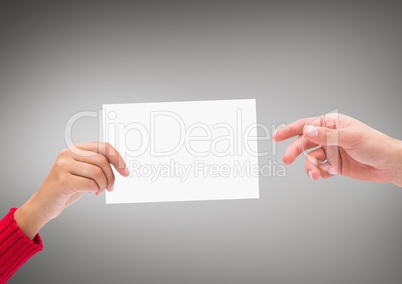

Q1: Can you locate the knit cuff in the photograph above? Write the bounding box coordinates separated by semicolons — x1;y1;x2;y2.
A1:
0;208;43;283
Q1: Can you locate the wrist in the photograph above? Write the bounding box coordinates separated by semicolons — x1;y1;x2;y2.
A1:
14;193;49;239
388;138;402;187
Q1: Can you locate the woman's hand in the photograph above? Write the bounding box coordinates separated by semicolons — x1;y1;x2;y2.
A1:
14;142;129;239
273;113;402;186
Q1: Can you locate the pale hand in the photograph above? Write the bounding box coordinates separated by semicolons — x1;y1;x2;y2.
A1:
273;113;402;186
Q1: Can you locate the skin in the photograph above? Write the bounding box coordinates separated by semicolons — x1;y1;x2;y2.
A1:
14;142;129;240
272;113;402;187
12;116;402;240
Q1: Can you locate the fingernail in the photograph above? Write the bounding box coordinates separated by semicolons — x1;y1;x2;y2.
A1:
308;171;314;180
305;125;318;137
328;167;338;175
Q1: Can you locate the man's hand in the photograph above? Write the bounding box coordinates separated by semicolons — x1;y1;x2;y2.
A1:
273;113;402;186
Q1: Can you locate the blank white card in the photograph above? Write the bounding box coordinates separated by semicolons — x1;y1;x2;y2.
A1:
103;99;259;204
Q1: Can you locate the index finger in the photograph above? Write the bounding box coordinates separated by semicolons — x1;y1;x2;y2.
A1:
273;117;322;142
72;142;129;177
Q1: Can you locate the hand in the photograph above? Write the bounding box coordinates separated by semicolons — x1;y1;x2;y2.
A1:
14;142;129;239
273;113;402;186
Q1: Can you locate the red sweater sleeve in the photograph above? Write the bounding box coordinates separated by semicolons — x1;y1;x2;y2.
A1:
0;208;43;283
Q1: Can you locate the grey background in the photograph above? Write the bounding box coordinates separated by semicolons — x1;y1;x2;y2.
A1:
1;0;402;283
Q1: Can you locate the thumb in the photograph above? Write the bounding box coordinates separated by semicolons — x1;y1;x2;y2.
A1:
303;125;353;148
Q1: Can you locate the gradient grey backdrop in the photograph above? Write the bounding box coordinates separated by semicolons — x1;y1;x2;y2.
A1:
1;1;402;283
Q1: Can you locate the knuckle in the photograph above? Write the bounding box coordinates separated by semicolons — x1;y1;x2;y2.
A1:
103;142;114;152
98;142;107;151
97;154;109;165
54;156;69;171
86;179;98;191
58;148;70;158
93;167;104;178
